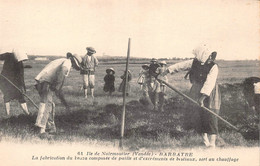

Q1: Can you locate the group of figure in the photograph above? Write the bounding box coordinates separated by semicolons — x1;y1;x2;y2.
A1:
103;68;132;96
0;47;99;136
0;46;133;138
34;47;102;136
138;58;168;112
134;45;220;148
0;44;259;148
103;57;170;112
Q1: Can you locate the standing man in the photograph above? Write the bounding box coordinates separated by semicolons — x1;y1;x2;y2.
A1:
34;53;81;136
80;47;98;99
0;50;30;116
163;45;221;148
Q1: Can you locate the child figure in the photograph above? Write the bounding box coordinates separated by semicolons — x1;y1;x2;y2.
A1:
137;64;149;89
118;70;132;96
155;60;168;111
138;64;154;110
103;68;115;96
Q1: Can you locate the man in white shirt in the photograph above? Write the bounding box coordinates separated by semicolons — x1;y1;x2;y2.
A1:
34;52;82;137
163;45;221;148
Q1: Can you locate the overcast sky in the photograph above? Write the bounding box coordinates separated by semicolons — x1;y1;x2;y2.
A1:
0;0;259;60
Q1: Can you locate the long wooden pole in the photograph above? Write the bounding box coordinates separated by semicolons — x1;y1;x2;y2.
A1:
120;38;131;148
0;73;39;110
157;78;239;131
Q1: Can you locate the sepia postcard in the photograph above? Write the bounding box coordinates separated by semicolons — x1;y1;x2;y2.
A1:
0;0;259;166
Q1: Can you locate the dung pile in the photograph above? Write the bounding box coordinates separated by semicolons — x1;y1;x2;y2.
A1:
219;83;259;140
93;99;191;140
56;109;100;130
0;82;257;142
95;83;259;140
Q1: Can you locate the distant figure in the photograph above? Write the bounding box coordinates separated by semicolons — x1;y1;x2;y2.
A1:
34;53;81;137
149;58;159;77
103;68;115;96
119;70;132;96
80;47;98;100
155;60;168;111
0;50;30;116
137;64;149;89
149;58;160;88
242;77;260;116
138;64;154;110
163;44;221;149
146;60;168;111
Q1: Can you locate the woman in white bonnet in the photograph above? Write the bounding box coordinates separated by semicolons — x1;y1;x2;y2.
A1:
162;44;221;148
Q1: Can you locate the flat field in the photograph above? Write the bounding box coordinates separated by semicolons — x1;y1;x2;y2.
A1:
0;59;259;150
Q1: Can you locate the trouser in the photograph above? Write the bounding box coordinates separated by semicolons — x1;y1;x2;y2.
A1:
35;82;56;132
148;91;159;111
159;92;166;111
82;74;95;89
140;91;154;110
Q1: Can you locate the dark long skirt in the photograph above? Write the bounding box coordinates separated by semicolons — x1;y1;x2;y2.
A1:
0;53;26;103
189;82;221;134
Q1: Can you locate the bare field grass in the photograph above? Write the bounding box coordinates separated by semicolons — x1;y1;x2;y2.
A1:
0;59;259;150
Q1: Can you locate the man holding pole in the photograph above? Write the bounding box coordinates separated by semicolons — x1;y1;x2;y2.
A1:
162;44;221;148
34;52;82;137
0;49;30;116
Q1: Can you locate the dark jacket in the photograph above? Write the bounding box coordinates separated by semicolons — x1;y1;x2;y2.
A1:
189;59;216;84
103;74;115;92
